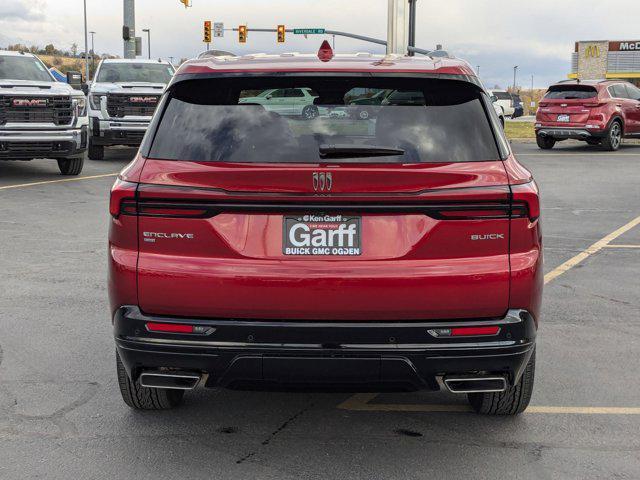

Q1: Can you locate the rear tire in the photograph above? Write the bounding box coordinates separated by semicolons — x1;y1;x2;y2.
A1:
536;135;555;150
467;349;535;415
601;120;622;151
302;105;319;120
57;157;84;175
116;352;185;410
88;139;104;160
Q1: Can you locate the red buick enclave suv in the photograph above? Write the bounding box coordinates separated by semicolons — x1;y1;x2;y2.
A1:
109;46;542;415
536;79;640;150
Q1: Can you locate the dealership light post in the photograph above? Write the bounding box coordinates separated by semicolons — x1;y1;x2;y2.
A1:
407;0;417;56
142;29;151;59
83;0;89;81
513;65;519;92
89;31;96;73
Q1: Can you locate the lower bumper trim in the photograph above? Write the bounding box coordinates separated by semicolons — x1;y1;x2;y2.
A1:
114;306;537;392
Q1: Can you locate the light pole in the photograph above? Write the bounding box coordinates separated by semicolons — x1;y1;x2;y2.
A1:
83;0;89;81
89;31;96;74
169;56;174;66
408;0;417;56
142;28;151;59
513;65;519;92
476;65;480;76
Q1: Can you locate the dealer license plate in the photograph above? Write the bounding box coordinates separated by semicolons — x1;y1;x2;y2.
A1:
557;114;571;122
283;214;361;256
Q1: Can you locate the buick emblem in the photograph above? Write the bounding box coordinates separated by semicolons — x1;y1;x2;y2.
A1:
312;172;332;192
12;98;48;107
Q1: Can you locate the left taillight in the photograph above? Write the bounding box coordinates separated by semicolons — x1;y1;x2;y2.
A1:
109;179;138;217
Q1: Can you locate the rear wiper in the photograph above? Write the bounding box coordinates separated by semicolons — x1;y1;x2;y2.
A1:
319;144;405;159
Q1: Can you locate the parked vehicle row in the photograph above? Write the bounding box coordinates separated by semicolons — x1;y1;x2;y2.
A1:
0;50;176;174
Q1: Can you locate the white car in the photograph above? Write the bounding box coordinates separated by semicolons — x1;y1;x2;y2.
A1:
239;87;320;119
491;97;506;128
488;89;515;118
87;59;175;160
0;50;88;175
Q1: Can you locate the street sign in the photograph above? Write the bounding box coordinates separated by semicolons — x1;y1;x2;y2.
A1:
214;22;224;38
293;28;325;35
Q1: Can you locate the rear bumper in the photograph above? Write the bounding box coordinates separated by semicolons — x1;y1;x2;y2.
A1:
114;306;537;392
536;126;605;140
0;127;87;160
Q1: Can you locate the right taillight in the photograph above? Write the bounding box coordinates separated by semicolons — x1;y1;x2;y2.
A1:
109;178;138;217
511;181;540;222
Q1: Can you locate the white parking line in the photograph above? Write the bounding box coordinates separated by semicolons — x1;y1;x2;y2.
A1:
0;173;118;191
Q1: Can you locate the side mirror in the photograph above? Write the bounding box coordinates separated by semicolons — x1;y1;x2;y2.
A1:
81;84;89;95
490;95;498;103
265;95;272;100
67;71;83;90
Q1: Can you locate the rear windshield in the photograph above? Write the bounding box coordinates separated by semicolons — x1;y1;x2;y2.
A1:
148;77;501;164
545;85;597;99
0;55;53;82
97;63;174;83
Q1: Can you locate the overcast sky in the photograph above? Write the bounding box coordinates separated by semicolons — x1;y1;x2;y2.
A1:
1;0;639;89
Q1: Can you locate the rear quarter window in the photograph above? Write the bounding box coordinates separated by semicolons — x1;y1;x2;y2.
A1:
147;77;502;164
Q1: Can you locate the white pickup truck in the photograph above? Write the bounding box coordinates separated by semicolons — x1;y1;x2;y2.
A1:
87;59;175;160
0;50;88;175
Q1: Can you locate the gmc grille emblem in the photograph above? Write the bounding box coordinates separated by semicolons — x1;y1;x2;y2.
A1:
129;96;158;104
312;172;332;192
12;98;48;107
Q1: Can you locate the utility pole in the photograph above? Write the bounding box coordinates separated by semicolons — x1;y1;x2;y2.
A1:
513;65;519;91
143;28;151;59
123;0;136;59
89;31;96;73
83;0;89;81
407;0;417;56
387;0;410;55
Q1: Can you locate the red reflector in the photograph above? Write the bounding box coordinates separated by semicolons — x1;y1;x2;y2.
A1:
451;326;500;336
146;322;194;334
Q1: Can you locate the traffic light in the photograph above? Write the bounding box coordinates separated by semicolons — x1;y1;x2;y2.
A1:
179;0;192;8
238;25;247;43
203;21;212;43
277;25;286;43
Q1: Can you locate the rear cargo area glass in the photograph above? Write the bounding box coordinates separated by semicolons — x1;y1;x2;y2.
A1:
148;78;500;164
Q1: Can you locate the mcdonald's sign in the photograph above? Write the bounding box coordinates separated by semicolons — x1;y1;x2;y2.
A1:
585;45;601;58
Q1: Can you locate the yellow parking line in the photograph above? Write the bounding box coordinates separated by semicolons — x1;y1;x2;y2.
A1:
0;173;118;191
337;393;640;415
544;215;640;284
603;244;640;249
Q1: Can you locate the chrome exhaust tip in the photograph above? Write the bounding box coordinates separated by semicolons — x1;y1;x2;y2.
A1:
139;371;201;390
443;375;507;394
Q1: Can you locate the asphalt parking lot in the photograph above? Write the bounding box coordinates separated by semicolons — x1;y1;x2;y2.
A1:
1;142;639;479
